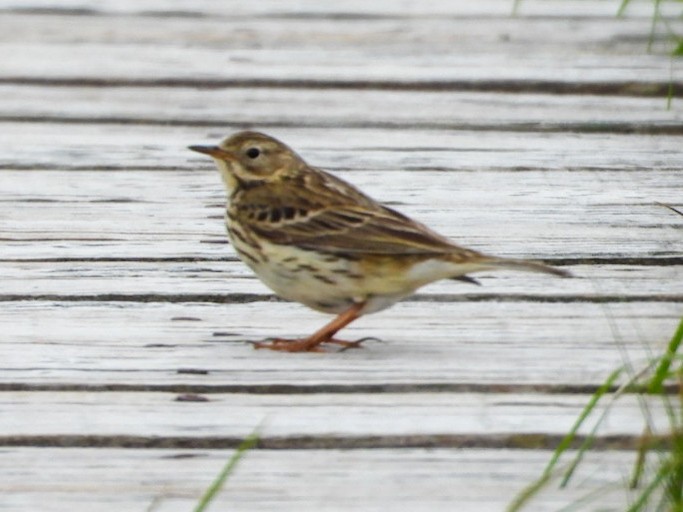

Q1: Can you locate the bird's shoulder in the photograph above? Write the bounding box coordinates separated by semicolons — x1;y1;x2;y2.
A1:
230;166;376;216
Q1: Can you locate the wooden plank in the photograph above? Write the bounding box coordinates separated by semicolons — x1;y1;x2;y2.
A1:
1;11;669;51
0;11;677;86
1;301;679;386
1;1;678;509
3;124;681;172
0;447;638;512
2;85;681;131
1;162;680;259
1;42;674;86
1;261;679;299
0;0;673;18
0;391;673;438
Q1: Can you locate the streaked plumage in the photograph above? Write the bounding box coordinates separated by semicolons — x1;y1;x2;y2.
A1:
189;131;570;352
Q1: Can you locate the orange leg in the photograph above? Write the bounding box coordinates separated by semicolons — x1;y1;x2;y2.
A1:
254;302;365;352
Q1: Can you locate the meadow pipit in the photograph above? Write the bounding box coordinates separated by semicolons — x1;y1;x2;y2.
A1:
190;132;570;353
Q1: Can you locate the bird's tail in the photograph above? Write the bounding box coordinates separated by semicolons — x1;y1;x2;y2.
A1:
480;257;571;278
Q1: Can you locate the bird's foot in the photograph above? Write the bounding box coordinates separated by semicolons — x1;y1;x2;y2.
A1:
252;336;380;353
252;337;326;352
327;336;382;351
251;303;368;353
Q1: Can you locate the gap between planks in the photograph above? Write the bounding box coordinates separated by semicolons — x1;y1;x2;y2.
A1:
4;113;682;135
0;390;674;449
0;293;681;304
0;78;679;100
0;433;653;451
3;85;681;134
1;257;681;265
0;381;670;395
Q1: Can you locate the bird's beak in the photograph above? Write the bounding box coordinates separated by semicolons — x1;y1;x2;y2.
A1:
188;145;234;160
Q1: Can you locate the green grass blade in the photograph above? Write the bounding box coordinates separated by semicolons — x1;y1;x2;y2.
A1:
630;426;653;489
510;313;683;511
193;431;260;512
557;483;627;512
508;367;624;511
629;319;682;489
674;40;683;57
616;0;632;17
506;464;555;512
648;317;683;394
647;0;662;52
511;0;523;16
559;374;635;488
626;457;673;512
663;416;683;508
543;367;623;480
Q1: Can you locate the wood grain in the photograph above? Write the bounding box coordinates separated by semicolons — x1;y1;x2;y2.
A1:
0;390;674;439
0;0;674;17
1;85;682;133
1;301;679;387
0;447;638;512
3;123;682;170
2;261;680;298
1;164;680;260
1;1;680;509
0;4;679;90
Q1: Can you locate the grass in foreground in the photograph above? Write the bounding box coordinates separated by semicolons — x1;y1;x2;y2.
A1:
514;0;682;107
193;430;260;512
618;0;683;109
508;317;683;511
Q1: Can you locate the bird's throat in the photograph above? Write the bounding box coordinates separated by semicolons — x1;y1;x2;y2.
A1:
213;158;240;194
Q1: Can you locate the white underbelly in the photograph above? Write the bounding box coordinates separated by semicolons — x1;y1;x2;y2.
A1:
228;229;476;316
235;238;411;314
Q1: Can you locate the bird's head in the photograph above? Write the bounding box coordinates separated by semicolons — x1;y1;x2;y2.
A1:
189;131;305;192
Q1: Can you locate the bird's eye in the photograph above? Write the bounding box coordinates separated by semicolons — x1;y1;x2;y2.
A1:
246;147;261;159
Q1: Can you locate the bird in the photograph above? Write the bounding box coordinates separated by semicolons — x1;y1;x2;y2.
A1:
189;131;570;353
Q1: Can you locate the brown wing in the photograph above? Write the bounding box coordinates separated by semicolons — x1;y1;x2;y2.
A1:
277;205;459;255
233;169;472;256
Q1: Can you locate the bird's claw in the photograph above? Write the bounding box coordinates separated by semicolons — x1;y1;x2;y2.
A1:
248;336;382;352
330;336;383;352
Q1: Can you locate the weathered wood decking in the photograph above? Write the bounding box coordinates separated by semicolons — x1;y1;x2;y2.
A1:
1;1;681;510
